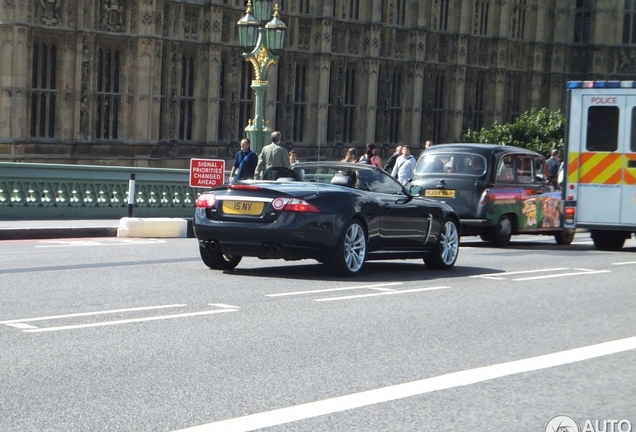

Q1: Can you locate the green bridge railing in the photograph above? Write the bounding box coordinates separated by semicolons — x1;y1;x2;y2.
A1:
0;162;214;220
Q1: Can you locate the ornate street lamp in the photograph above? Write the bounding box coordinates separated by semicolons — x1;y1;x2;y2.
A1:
236;1;286;154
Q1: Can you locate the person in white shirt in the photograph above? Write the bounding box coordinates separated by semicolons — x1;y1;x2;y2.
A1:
391;145;416;184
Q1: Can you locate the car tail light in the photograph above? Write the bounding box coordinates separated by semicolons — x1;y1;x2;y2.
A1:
564;206;575;224
479;189;490;206
196;192;216;208
272;197;320;213
229;184;262;191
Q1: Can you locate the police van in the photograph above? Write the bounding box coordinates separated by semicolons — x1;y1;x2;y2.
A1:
564;81;636;249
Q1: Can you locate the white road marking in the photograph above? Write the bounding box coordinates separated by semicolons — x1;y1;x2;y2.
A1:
471;267;611;281
0;304;187;325
612;261;636;266
171;336;636;432
513;269;610;281
315;286;450;302
22;309;237;333
208;303;241;309
35;239;166;248
4;323;38;329
471;268;569;279
266;283;403;297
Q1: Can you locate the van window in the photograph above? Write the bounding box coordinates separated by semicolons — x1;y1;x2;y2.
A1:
586;106;618;152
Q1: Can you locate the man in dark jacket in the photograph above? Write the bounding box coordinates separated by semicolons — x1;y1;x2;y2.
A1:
229;138;258;182
383;145;402;172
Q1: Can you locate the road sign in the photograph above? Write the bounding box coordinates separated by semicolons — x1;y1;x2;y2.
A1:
190;158;225;188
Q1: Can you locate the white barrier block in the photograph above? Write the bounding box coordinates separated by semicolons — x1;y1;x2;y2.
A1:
117;217;188;238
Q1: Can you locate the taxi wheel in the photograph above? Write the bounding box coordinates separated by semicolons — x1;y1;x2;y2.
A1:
424;219;460;270
488;215;512;247
199;244;242;270
554;228;575;245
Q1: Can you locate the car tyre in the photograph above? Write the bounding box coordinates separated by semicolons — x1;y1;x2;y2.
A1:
326;219;367;277
590;230;626;251
424;219;460;270
199;244;242;270
554;228;575;245
488;215;513;247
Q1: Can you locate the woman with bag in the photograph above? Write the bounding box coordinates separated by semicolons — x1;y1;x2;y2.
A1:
358;143;382;168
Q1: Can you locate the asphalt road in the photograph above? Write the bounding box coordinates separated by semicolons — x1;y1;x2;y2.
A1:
1;233;635;432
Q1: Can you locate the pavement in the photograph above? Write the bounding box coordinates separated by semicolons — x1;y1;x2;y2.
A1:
0;220;121;240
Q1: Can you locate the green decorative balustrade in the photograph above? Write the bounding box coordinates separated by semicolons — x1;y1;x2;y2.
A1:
0;162;215;220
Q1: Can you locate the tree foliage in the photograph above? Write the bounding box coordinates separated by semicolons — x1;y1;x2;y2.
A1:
461;108;565;157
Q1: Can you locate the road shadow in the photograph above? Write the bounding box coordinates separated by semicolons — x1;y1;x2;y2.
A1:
221;261;502;283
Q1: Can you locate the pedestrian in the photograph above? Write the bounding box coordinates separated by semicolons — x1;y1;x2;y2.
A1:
255;131;290;179
289;149;300;165
229;138;258;182
391;145;416;184
424;139;434;150
383;145;403;172
547;149;560;190
358;143;382;168
341;147;357;163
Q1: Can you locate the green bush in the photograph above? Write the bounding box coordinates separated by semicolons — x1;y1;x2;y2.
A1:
461;108;565;157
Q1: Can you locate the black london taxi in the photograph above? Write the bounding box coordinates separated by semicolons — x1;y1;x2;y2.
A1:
410;143;574;247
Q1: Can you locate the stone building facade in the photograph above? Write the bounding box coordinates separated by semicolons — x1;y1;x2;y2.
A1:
0;0;634;168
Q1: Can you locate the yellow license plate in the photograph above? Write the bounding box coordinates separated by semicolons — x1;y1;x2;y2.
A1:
425;189;455;198
222;200;264;215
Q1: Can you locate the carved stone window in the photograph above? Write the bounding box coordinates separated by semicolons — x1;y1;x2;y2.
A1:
342;65;356;144
292;61;308;142
96;44;122;140
349;0;359;20
217;52;227;141
623;0;636;44
178;52;196;141
512;0;526;40
238;60;253;143
396;0;406;25
422;69;446;145
574;0;591;43
436;0;450;31
327;60;356;144
376;65;402;145
30;38;58;138
298;0;309;14
474;0;490;36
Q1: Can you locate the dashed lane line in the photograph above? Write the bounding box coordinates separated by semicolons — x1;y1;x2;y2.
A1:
171;336;636;432
22;308;238;333
315;286;450;302
265;283;403;297
0;304;187;325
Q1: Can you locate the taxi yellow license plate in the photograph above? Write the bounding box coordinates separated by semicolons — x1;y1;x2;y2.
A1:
222;200;264;215
425;189;455;198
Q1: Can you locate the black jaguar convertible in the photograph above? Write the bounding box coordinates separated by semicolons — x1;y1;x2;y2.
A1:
193;162;460;276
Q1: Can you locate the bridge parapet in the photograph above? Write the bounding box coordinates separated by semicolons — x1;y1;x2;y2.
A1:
0;162;208;220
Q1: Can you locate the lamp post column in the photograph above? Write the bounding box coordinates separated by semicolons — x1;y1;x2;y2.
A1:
247;81;270;155
237;1;286;156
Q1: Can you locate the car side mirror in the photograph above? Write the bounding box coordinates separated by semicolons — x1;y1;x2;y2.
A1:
409;185;424;196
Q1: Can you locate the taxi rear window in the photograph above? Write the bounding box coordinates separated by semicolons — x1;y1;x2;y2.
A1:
415;153;486;176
